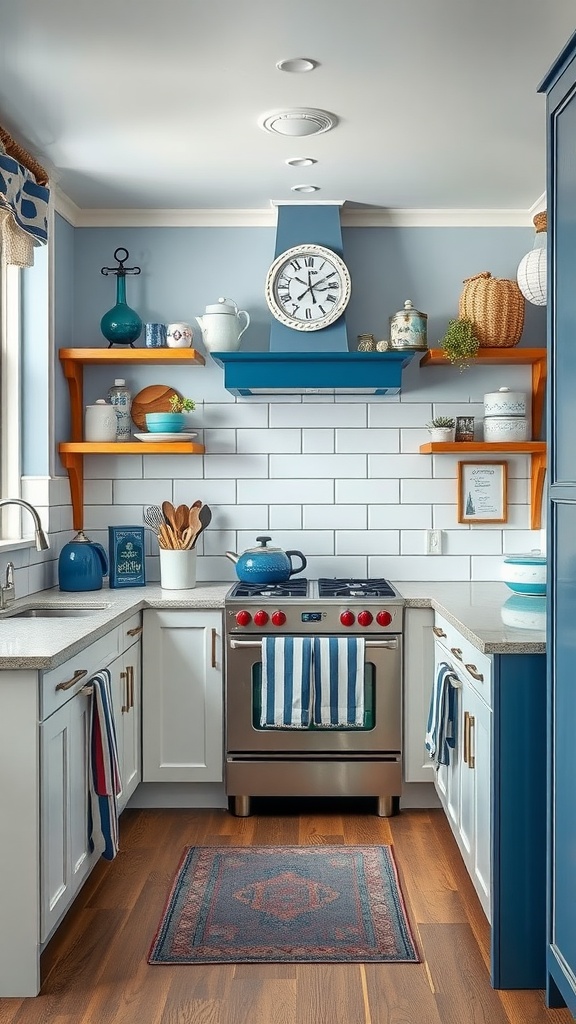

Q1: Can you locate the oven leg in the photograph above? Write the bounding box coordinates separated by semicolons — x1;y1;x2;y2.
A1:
377;796;395;817
231;795;251;817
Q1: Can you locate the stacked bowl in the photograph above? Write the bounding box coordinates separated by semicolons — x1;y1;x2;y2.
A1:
483;387;529;442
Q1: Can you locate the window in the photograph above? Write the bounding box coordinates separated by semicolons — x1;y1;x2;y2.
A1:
0;262;22;541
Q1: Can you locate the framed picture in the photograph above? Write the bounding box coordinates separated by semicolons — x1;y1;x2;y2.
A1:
457;461;508;524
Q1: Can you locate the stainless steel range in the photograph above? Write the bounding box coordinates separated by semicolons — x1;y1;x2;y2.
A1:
224;577;404;817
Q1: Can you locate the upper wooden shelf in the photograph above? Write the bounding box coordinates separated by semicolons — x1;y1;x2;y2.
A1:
59;347;205;366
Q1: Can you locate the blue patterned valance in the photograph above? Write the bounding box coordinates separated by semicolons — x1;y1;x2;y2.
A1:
0;150;49;246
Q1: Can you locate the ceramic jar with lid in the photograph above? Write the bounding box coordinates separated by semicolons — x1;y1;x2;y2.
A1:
484;386;527;418
389;299;428;351
484;416;529;441
85;399;117;442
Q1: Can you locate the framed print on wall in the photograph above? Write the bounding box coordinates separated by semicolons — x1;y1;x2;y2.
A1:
457;461;508;524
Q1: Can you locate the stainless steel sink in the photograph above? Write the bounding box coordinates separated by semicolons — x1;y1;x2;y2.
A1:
9;606;109;618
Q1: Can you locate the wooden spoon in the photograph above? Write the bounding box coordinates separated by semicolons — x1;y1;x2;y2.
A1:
174;504;189;533
162;500;177;530
188;505;202;546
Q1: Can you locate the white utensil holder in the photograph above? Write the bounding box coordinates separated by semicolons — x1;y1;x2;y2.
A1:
159;548;197;589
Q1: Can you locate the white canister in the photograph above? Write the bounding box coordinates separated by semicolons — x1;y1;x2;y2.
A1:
85;399;118;442
166;322;194;348
483;416;529;442
159;548;197;589
484;387;527;418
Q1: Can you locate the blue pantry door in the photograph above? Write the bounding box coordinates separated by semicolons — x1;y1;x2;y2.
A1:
540;30;576;1016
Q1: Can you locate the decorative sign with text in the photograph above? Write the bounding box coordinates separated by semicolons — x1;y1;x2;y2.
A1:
457;461;508;524
108;526;146;588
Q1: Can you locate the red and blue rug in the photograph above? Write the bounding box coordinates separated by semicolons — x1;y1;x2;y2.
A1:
148;845;419;964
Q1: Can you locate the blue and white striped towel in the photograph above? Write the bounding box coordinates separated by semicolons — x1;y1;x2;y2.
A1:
312;636;365;727
425;662;458;769
88;669;122;860
260;636;313;727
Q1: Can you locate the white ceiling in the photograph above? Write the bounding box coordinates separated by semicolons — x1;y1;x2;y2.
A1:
0;1;574;214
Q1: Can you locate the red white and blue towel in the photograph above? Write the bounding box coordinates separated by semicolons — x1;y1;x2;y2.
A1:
260;636;365;728
425;661;458;768
261;636;312;727
88;669;122;860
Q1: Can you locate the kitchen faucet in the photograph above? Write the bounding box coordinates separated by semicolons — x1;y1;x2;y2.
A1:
0;498;50;610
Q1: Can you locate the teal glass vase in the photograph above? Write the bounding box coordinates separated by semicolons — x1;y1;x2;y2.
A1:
100;271;142;347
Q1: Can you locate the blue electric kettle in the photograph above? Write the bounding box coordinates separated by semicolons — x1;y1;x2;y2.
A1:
58;531;109;592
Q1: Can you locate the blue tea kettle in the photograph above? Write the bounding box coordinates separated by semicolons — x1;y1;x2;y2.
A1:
58;531;109;592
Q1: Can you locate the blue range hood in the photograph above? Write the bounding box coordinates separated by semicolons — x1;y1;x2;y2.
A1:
210;350;415;397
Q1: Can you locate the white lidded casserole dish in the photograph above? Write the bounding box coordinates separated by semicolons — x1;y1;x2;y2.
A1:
484;386;527;418
484;416;529;442
501;551;546;596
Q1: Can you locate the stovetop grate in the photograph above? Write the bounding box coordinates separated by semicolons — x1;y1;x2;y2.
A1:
317;577;398;599
228;578;309;599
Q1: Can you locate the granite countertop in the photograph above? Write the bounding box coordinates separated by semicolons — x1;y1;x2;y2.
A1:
395;581;546;654
0;579;545;671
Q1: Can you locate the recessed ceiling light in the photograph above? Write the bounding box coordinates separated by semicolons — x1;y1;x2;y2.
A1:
286;157;317;167
259;109;338;138
291;184;320;193
276;57;318;73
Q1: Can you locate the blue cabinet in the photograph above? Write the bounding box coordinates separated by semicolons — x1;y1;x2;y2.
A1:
539;30;576;1018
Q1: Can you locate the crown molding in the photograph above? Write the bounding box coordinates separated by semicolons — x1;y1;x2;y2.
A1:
51;191;538;229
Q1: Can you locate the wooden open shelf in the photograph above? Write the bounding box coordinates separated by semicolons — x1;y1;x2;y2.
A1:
58;348;206;530
419;348;547;529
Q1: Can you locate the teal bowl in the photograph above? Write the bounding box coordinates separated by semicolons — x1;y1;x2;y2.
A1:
145;412;185;433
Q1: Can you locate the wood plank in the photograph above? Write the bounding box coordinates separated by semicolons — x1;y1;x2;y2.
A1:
420;922;511;1024
59;348;205;366
388;809;469;925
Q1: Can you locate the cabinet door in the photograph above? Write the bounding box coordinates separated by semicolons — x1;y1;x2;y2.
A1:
433;641;461;830
464;685;491;921
109;638;142;814
142;609;223;783
40;688;97;941
403;607;435;782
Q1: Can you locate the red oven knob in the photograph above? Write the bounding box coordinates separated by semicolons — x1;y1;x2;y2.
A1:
340;610;355;627
253;609;269;627
357;610;373;627
376;610;393;627
235;610;252;627
271;610;286;626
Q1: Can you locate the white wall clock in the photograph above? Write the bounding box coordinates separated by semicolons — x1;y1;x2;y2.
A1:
265;243;351;332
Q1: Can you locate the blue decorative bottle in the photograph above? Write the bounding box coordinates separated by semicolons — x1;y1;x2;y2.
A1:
100;247;143;347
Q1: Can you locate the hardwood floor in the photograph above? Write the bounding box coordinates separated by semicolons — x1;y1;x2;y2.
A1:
1;801;572;1024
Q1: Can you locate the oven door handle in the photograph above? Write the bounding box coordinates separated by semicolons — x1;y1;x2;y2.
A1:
229;638;399;649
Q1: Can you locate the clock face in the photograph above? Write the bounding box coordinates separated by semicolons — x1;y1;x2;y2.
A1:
265;244;351;332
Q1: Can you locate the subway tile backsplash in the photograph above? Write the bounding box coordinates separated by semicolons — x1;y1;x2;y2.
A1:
17;365;542;597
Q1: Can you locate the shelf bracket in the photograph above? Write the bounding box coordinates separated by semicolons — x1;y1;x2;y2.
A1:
60;357;84;441
530;450;547;530
531;355;547;438
59;452;84;531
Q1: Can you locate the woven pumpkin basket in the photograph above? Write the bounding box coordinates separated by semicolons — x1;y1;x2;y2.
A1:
458;271;525;347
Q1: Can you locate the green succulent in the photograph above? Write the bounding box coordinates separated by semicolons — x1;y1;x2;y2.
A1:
169;395;196;413
427;416;456;429
439;317;480;369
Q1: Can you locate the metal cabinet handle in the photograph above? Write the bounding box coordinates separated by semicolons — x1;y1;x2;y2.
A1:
433;626;447;637
468;714;475;769
129;664;135;709
463;710;470;765
211;628;218;668
121;669;130;712
465;663;484;682
55;668;87;692
126;625;143;637
229;637;399;650
450;646;463;661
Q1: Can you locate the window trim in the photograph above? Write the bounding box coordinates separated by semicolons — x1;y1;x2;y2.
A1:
1;262;22;541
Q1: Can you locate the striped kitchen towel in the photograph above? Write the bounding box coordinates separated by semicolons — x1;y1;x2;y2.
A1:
260;636;313;727
312;636;366;727
425;661;458;768
88;669;122;860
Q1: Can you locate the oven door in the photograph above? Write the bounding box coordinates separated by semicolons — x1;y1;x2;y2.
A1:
226;633;401;754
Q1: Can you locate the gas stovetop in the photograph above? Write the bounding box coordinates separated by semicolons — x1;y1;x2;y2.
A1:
227;577;402;602
225;578;404;634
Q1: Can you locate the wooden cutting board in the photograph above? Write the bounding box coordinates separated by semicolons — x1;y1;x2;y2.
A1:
130;384;183;430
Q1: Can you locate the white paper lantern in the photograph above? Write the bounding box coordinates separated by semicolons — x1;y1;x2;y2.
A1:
517;212;547;306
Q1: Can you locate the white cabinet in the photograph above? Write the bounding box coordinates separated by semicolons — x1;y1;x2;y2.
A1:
433;628;492;921
110;614;142;813
40;628;120;943
142;609;223;783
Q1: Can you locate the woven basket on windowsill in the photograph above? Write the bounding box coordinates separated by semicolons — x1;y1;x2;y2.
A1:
458;271;525;348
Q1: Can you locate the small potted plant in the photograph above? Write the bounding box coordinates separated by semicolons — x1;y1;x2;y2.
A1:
439;317;480;369
427;416;456;442
146;395;196;433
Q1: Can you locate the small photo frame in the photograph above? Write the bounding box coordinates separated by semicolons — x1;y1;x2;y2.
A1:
455;415;475;442
457;461;508;524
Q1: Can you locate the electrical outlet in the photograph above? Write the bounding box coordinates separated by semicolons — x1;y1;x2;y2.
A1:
426;529;442;555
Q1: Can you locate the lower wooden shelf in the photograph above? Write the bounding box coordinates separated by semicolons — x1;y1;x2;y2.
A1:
418;441;546;530
58;441;205;531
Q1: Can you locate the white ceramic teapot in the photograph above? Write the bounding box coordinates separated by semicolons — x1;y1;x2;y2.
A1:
195;297;250;354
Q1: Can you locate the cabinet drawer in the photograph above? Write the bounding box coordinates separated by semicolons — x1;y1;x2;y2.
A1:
433;613;492;706
119;611;143;653
41;628;121;720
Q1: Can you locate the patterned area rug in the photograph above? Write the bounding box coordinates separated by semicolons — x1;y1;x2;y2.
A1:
148;845;420;964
